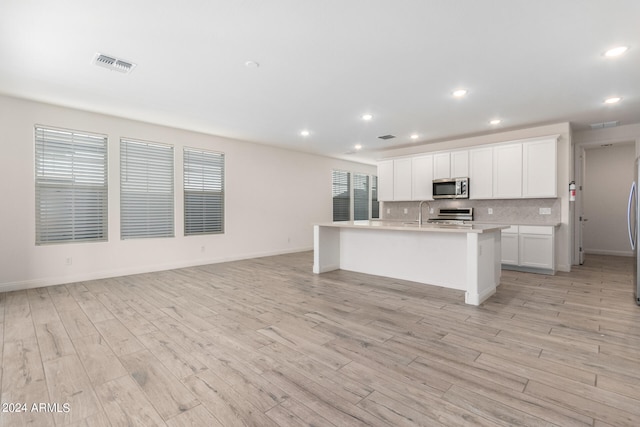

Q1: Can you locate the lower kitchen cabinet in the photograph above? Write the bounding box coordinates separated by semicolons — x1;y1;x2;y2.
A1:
501;225;555;273
500;226;519;265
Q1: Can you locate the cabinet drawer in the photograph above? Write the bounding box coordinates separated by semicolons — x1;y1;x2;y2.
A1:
501;225;519;234
519;225;553;235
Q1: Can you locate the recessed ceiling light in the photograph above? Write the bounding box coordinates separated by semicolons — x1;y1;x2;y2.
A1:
361;114;373;121
244;60;260;68
604;97;622;104
604;46;629;57
452;89;468;97
354;144;362;150
410;134;419;140
300;130;310;137
489;119;501;125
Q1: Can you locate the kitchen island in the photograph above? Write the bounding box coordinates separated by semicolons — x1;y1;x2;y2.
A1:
313;221;507;305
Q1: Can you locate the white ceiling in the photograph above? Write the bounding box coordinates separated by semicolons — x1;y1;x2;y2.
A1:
1;0;638;163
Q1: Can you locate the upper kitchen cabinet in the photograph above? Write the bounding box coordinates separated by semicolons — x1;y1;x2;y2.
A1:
378;134;558;202
522;137;558;198
433;153;451;179
378;158;416;201
450;150;469;178
493;143;522;198
377;160;394;201
393;158;413;200
412;154;433;200
469;146;493;199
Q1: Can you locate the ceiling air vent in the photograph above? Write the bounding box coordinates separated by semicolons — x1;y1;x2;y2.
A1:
93;53;136;74
590;120;619;130
378;134;396;140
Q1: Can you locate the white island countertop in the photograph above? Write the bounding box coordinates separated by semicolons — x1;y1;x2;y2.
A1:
316;220;508;233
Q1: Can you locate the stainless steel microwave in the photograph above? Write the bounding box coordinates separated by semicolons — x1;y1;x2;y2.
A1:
432;177;469;199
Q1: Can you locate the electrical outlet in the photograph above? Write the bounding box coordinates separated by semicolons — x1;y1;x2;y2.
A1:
488;208;493;215
386;208;391;214
403;208;408;214
539;207;551;215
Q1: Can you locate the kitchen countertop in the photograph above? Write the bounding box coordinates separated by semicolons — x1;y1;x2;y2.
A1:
471;221;561;227
315;220;508;234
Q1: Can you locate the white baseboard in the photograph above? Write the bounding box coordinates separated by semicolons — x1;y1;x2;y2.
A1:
584;249;633;257
0;246;313;293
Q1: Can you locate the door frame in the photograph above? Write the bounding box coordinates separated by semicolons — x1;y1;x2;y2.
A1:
573;139;636;265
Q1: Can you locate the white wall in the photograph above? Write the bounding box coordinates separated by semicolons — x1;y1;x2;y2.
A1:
583;143;635;256
375;122;573;272
0;95;375;291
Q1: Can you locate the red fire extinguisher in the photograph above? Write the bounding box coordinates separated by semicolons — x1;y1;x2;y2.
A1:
569;181;576;202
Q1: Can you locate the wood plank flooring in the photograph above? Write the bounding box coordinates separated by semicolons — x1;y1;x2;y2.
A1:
1;252;639;426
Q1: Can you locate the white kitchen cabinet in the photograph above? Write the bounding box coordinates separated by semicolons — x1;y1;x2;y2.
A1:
433;153;451;179
493;143;522;198
377;160;394;201
469;147;493;199
393;158;413;201
519;226;554;270
523;138;557;198
411;154;433;200
501;226;519;265
501;225;555;272
451;150;469;178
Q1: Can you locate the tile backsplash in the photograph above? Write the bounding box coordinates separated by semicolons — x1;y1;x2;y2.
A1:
381;198;560;224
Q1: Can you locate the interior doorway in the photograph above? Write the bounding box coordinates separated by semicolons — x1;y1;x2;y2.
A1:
578;141;635;259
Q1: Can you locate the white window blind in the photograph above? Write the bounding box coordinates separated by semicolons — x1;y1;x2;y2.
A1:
332;170;350;221
120;139;174;239
353;173;370;220
35;126;108;244
184;148;225;235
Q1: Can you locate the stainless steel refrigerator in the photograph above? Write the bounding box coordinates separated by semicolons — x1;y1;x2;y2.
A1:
627;158;640;305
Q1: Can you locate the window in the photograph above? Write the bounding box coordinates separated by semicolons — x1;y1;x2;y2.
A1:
331;170;378;221
332;170;351;221
353;173;369;220
371;175;380;219
184;148;225;235
120;139;174;239
35;126;108;244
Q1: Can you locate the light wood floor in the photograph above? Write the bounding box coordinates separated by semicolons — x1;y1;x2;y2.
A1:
1;252;640;426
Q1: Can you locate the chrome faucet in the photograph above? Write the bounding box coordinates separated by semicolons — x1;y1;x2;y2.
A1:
418;200;430;225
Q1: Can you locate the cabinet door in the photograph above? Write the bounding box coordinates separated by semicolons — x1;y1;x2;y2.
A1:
411;155;433;200
493;143;522;198
451;150;469;178
433;153;451;179
377;160;394;201
393;158;413;201
501;232;519;265
519;227;554;269
469;147;493;199
523;138;557;197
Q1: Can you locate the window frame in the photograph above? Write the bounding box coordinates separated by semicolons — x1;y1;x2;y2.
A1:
332;170;378;221
120;138;175;240
34;125;108;245
183;147;225;236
